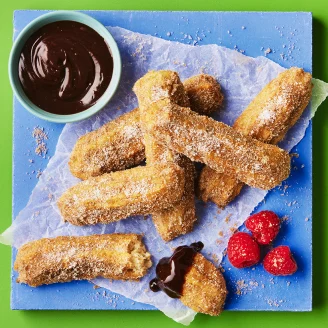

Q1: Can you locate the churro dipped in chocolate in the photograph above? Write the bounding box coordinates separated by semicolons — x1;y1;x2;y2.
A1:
14;234;152;287
150;242;227;316
134;70;195;242
58;163;185;226
199;67;312;207
144;98;291;190
69;74;223;180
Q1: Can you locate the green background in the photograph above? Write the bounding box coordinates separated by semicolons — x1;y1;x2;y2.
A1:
0;1;327;327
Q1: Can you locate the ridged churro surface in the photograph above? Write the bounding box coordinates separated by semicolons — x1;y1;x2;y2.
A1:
145;98;291;190
181;253;227;316
58;163;185;226
14;234;152;287
134;70;196;241
199;67;312;207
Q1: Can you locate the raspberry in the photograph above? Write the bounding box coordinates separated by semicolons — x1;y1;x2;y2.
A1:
245;210;280;245
227;232;261;268
263;246;298;276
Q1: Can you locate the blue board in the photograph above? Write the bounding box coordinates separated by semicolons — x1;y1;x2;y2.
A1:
12;10;312;311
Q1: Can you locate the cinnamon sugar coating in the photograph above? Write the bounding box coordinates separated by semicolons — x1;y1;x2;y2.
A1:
234;67;312;143
134;70;196;242
199;67;312;207
69;108;144;180
133;70;190;109
69;74;222;181
181;253;227;316
14;234;152;287
58;163;185;226
150;155;196;242
144;98;291;190
198;167;244;206
183;74;224;115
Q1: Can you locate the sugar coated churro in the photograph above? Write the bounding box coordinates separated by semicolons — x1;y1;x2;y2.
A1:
198;169;244;207
181;253;227;315
199;67;312;207
234;67;312;143
183;74;224;115
69;108;144;180
69;74;223;180
144;98;291;190
134;70;196;241
58;163;185;226
149;242;227;316
14;234;152;287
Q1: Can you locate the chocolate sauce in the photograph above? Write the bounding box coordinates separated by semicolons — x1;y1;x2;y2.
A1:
18;21;114;115
149;242;204;298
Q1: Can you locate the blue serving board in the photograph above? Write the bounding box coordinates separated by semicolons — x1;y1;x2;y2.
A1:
12;10;312;311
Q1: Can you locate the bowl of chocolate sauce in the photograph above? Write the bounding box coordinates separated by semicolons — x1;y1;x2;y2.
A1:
8;11;121;123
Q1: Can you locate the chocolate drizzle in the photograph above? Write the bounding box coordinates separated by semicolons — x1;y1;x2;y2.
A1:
149;242;204;298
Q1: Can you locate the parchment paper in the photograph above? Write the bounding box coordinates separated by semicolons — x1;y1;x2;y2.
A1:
1;27;328;325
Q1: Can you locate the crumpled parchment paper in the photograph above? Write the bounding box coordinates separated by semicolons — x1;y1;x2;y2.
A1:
1;26;328;325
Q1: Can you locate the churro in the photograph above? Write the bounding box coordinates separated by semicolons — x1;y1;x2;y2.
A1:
134;70;195;241
181;253;227;315
199;67;312;207
144;98;291;190
149;242;227;316
69;74;223;180
198;169;244;207
183;74;224;115
14;234;152;287
58;163;185;226
69;108;143;180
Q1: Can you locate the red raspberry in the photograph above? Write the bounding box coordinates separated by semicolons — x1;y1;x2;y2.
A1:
245;210;280;245
263;246;298;276
227;232;260;268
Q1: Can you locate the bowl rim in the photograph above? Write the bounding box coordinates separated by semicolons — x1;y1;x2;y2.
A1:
8;10;122;124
